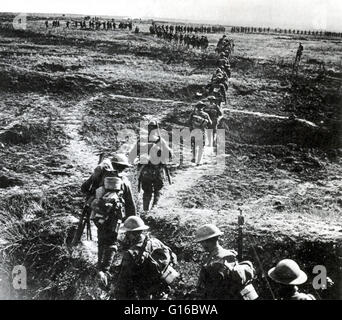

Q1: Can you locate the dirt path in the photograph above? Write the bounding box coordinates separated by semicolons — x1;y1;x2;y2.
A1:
56;95;103;264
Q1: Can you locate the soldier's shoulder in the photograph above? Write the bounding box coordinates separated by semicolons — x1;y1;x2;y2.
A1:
121;175;132;186
218;248;238;260
292;292;316;300
148;236;165;249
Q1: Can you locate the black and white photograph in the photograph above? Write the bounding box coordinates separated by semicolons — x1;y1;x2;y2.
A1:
0;0;341;304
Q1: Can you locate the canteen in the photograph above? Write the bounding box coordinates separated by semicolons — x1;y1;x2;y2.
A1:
160;264;179;285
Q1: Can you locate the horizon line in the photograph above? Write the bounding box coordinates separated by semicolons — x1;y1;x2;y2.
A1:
1;10;341;33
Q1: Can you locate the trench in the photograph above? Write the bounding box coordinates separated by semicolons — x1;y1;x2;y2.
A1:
142;106;342;299
222;109;340;149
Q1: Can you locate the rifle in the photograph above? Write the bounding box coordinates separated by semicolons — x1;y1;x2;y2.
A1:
237;208;244;261
71;199;93;245
239;206;276;300
71;153;104;246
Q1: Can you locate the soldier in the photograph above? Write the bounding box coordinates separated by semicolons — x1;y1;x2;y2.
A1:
194;224;258;300
114;216;178;300
268;259;316;300
189;102;212;165
205;96;223;146
295;43;304;64
129;120;172;212
211;85;226;105
179;33;184;45
81;154;137;286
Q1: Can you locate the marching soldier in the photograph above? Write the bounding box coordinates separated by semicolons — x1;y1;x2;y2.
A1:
81;154;137;286
189;102;212;165
194;224;258;300
114;216;178;300
268;259;316;300
129;120;172;212
205;96;223;146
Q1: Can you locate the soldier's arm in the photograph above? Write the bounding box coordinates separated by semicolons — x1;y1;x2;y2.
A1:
216;106;224;118
114;252;136;299
160;138;173;160
80;166;102;194
127;140;139;164
123;180;137;217
195;267;208;299
206;114;213;125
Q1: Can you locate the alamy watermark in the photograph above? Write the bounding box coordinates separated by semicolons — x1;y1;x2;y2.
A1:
116;121;226;175
9;264;331;291
13;13;27;30
12;265;27;290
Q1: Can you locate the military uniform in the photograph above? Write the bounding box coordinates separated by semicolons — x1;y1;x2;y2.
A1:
129;135;172;211
295;44;304;63
189;107;212;164
81;160;136;272
114;234;177;300
204;102;223;146
197;246;257;300
278;286;316;300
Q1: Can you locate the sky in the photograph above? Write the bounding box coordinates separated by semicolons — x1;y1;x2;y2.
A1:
1;0;342;31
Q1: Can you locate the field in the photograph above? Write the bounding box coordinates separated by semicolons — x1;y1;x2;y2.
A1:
0;13;341;300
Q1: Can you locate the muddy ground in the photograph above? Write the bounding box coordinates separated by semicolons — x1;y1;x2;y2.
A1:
0;14;341;300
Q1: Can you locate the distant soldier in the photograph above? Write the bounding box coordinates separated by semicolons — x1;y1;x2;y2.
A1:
66;20;70;28
179;33;184;44
189;102;212;164
295;43;304;64
45;20;49;28
268;259;316;300
81;154;137;286
129;120;172;212
193;224;258;300
114;216;178;300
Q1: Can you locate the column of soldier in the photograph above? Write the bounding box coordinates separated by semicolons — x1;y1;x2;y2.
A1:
44;19;133;31
79;35;320;301
150;24;209;49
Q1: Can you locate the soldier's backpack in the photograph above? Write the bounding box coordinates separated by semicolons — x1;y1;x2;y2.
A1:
134;236;179;287
191;114;209;129
90;171;126;228
205;260;258;300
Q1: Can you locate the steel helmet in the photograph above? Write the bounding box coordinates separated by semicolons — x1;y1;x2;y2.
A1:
268;259;308;285
207;95;216;101
195;224;223;242
122;216;149;232
148;120;159;127
111;154;132;167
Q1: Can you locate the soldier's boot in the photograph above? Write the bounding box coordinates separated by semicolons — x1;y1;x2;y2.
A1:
143;193;152;212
